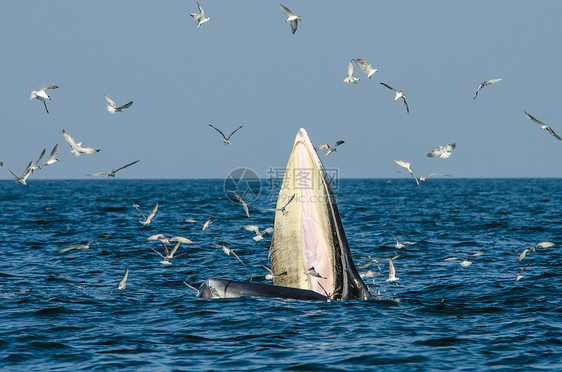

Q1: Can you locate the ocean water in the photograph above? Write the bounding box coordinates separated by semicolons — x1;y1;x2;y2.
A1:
1;178;561;371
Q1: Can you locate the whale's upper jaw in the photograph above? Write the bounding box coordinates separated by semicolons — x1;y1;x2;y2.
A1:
269;128;371;300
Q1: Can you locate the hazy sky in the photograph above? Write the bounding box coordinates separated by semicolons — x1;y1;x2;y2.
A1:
1;1;561;181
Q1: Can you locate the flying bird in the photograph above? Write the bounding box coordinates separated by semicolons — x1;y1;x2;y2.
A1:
90;160;140;178
508;260;532;282
394;160;419;185
184;210;214;231
385;259;399;282
389;233;416;249
208;124;243;144
42;144;60;166
380;82;409;113
444;252;485;267
118;268;129;290
226;189;250;218
105;96;133;114
353;58;377;79
260;193;295;216
30;85;59;113
357;252;400;269
419;173;444;183
473;78;502;99
8;161;34;186
150;236;192;265
134;202;159;226
29;149;46;172
304;267;326;279
343;61;359;84
212;243;246;266
243;225;273;241
262;265;287;280
190;2;211;28
280;4;301;34
62;130;100;157
524;111;561;141
530;241;555;252
427;143;456;158
315;141;345;156
58;236;110;253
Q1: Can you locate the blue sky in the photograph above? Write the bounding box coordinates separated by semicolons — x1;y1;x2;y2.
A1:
1;1;561;180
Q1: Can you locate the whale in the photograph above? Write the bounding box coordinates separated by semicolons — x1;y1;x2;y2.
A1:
198;128;372;301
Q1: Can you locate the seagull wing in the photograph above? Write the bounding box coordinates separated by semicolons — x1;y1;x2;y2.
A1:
380;82;396;92
518;249;529;262
524;111;546;127
227;190;250;217
520;260;533;274
243;225;260;234
44;85;59;90
545;126;562;140
263;227;274;234
58;243;82;253
347;61;354;76
208;124;227;140
116;101;133;110
150;247;166;259
444;257;463;262
394;160;411;170
401;96;410;113
290;19;298;34
105;96;117;108
280;4;295;17
145;202;159;223
334;140;345;147
353;59;372;76
283;193;296;208
118;268;128;290
35;149;46;165
197;2;204;17
315;144;329;151
230;250;246;267
388;259;396;278
76;145;100;155
62;130;78;149
44;144;59;164
170;236;194;244
226;125;244;140
113;160;140;173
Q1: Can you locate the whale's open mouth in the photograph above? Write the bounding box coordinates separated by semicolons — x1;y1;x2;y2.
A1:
198;128;371;301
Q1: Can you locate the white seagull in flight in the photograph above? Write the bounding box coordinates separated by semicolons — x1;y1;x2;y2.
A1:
212;243;246;266
208;124;243;144
226;189;250;218
508;260;532;282
380;82;409;113
353;58;377;79
90;160;140;178
394;160;419;185
30;85;59;113
184;210;214;231
427;143;456;159
315;141;345;156
134;202;159;226
473;78;502;99
8;161;34;186
30;148;46;172
524;111;561;141
260;193;296;216
58;236;110;253
190;2;211;28
43;144;60;166
150;236;192;265
385;259;399;282
444;252;485;267
105;96;133;114
280;4;301;34
62;130;100;157
243;225;274;241
343;61;359;84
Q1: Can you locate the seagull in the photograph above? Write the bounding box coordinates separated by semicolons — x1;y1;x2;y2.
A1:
427;143;456;159
360;270;382;279
62;129;100;157
530;241;555;252
243;225;274;241
58;236;110;253
315;141;345;156
208;124;243;144
304;266;326;279
118;268;129;290
190;2;211;28
389;233;416;249
385;259;399;282
150;236;192;265
212;243;246;266
134;202;159;226
353;58;377;79
66;280;104;291
226;189;250;218
380;82;409;113
105;96;133;114
260;193;296;216
343;61;359;84
280;4;301;34
90;160;140;178
419;173;444;183
42;144;60;166
184;210;213;231
474;78;502;99
394;160;419;185
7;161;34;186
30;149;46;172
444;252;485;267
524;111;561;141
357;252;400;269
30;85;59;113
508;260;532;282
262;265;287;280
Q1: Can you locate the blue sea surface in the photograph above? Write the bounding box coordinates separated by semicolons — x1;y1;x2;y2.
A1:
1;179;561;371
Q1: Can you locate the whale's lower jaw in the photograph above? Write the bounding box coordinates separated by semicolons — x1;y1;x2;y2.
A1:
198;278;327;301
